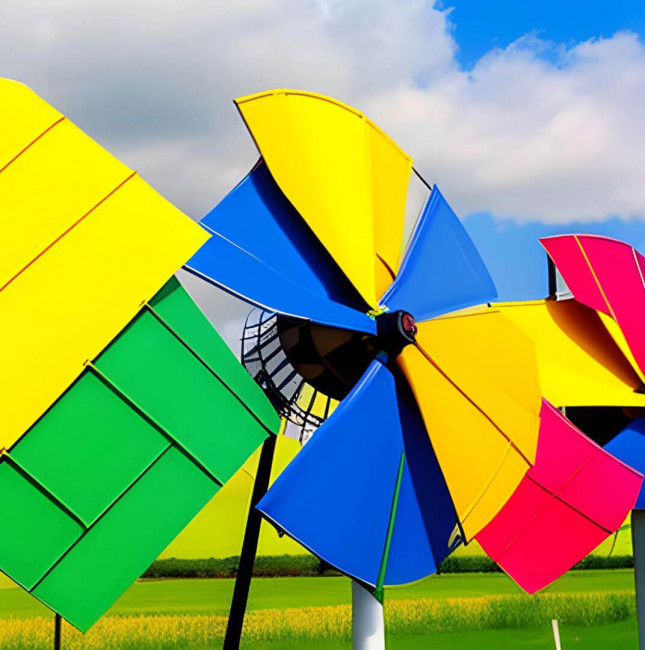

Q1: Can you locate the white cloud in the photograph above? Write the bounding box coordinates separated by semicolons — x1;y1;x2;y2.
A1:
0;0;450;217
368;31;645;223
4;0;641;224
2;1;645;342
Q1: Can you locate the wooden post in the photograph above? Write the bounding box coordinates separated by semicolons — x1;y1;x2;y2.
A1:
223;435;276;649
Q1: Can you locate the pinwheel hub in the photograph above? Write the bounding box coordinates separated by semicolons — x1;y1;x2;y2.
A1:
375;309;417;356
272;310;417;406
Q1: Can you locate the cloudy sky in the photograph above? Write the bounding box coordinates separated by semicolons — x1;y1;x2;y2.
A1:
2;0;644;346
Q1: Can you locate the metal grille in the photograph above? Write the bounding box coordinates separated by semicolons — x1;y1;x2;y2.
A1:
241;308;335;444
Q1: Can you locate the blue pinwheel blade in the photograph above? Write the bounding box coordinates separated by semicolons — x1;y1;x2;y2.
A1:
185;162;375;334
258;360;459;586
381;186;497;321
605;419;645;509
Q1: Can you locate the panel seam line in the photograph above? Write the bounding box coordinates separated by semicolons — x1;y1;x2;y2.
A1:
0;116;66;175
144;303;275;435
0;170;137;294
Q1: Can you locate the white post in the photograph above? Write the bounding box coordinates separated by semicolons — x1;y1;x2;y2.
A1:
633;509;645;650
352;581;385;650
551;619;561;650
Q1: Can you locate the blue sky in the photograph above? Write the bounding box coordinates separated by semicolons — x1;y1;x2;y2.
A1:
465;212;645;302
443;1;645;302
445;0;645;68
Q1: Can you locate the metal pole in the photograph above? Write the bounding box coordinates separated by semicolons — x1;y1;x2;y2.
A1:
223;435;277;649
54;613;61;650
633;509;645;649
547;255;557;298
352;582;385;650
351;450;403;650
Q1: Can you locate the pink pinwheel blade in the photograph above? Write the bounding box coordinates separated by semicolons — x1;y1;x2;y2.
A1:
477;400;642;593
541;234;645;375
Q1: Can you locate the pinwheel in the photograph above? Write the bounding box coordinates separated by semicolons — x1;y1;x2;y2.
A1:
186;89;642;605
0;79;279;632
542;234;645;523
485;234;645;504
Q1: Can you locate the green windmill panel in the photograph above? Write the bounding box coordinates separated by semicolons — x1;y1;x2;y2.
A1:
0;461;82;590
95;309;268;483
33;446;218;632
11;371;168;525
0;279;276;632
149;277;281;433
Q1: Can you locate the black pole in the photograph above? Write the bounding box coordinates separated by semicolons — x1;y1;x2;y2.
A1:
547;254;557;298
54;613;61;649
223;435;277;649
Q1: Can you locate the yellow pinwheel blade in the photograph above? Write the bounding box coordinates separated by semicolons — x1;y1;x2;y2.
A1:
235;89;413;306
597;311;645;385
0;79;208;449
398;309;541;540
496;300;645;407
0;79;63;171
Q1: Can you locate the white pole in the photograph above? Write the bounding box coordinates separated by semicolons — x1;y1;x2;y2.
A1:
551;619;561;650
633;509;645;650
352;581;385;650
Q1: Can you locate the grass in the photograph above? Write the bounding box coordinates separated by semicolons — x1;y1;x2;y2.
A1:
251;620;638;650
0;571;637;648
0;592;636;648
0;570;635;620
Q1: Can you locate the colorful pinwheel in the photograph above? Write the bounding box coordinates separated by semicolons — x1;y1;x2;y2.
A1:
0;79;279;632
541;235;645;502
187;89;643;598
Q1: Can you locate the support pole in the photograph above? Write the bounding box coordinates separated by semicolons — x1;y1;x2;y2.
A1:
223;435;277;650
352;582;385;650
54;613;61;650
633;509;645;650
352;451;403;650
547;255;557;298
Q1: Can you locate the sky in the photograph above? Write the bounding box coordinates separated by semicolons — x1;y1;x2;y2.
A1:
2;0;645;346
445;0;645;68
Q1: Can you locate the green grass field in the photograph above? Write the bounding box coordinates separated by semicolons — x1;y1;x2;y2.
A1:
246;620;638;649
0;571;638;648
0;569;635;620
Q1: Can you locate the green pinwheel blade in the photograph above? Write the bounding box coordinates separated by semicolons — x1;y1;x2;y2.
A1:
0;277;278;631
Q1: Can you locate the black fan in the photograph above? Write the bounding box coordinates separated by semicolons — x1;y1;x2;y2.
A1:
240;307;378;443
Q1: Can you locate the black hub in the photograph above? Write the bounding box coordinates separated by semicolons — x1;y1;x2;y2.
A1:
276;310;417;403
375;310;417;353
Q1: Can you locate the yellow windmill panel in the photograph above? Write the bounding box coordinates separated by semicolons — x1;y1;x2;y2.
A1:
398;344;530;540
0;79;62;170
235;89;412;307
598;311;645;385
367;124;412;295
416;310;541;462
0;174;208;450
0;79;209;449
0;118;131;288
496;300;645;407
